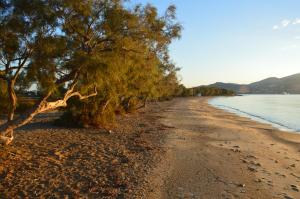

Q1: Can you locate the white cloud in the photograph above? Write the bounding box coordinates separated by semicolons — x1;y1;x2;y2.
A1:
281;20;290;27
273;18;300;30
293;19;300;25
273;25;279;30
281;44;297;51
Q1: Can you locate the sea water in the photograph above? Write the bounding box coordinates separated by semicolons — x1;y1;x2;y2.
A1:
209;95;300;132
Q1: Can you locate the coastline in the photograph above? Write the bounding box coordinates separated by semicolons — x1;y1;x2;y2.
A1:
145;97;300;199
209;95;300;133
1;97;300;198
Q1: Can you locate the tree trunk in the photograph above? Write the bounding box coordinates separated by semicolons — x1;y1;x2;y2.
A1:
7;79;17;122
0;97;50;145
0;85;97;145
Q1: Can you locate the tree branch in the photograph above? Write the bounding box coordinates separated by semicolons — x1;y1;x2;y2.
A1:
66;86;98;101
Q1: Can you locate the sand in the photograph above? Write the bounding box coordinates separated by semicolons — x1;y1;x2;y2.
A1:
1;97;300;198
145;97;300;199
0;102;172;198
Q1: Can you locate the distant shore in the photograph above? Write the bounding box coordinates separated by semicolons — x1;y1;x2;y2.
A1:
145;97;300;199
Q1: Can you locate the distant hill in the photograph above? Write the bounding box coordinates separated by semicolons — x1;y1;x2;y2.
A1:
208;73;300;94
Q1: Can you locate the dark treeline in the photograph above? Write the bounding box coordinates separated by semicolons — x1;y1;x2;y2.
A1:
0;0;183;144
181;86;236;97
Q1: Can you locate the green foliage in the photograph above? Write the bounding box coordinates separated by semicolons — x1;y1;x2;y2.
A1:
15;98;36;113
181;86;236;97
59;1;183;127
0;0;183;128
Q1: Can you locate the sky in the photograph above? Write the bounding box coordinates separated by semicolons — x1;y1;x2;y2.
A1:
130;0;300;87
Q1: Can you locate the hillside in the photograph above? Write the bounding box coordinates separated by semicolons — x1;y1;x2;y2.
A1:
208;73;300;94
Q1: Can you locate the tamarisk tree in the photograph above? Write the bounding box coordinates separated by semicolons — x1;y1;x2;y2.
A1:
0;0;182;144
62;2;182;126
0;0;122;144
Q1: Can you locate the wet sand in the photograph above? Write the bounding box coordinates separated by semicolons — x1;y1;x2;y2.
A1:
145;97;300;199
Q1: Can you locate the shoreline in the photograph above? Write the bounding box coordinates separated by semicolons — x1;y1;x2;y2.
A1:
208;97;300;149
1;97;300;198
209;96;300;134
145;97;300;199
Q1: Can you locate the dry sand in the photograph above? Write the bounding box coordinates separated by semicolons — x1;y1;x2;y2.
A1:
145;97;300;199
1;97;300;199
0;102;172;198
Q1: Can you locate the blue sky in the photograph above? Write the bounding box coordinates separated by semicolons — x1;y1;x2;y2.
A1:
131;0;300;87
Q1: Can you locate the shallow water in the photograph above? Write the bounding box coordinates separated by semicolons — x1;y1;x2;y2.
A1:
209;95;300;132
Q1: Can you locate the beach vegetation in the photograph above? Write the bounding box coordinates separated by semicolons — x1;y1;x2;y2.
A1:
0;0;182;144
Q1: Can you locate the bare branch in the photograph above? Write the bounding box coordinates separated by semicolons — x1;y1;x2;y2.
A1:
66;85;97;101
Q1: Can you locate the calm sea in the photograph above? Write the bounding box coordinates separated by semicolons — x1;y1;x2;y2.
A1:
209;95;300;132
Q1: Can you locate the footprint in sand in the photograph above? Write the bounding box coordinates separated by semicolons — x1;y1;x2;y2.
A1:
290;173;300;180
246;154;257;159
254;179;262;183
231;148;241;153
247;165;257;172
249;160;261;167
291;185;299;192
275;172;286;178
290;164;296;168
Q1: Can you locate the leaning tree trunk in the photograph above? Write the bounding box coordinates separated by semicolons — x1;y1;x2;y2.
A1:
7;79;17;122
0;84;97;145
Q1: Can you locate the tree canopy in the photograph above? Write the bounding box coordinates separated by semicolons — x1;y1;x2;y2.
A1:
0;0;182;144
181;86;236;97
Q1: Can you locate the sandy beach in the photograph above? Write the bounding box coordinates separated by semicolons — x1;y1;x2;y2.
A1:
0;102;172;198
1;97;300;198
145;97;300;199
